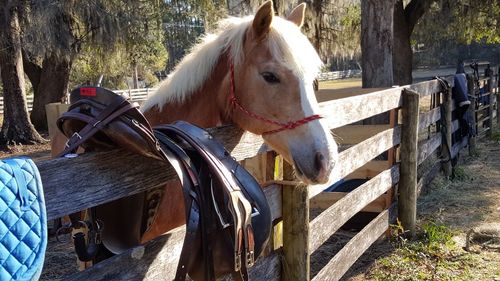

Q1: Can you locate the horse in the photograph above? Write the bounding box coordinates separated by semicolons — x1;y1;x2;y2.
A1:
139;1;338;243
51;0;338;270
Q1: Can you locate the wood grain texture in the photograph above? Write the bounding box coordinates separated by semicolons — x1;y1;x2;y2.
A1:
333;124;391;144
417;134;441;166
319;87;403;130
398;89;420;236
451;137;469;159
65;225;281;281
309;126;401;199
311;209;391;281
282;183;310;281
309;166;399;253
417;161;441;196
345;160;391;179
407;77;454;98
310;192;387;213
418;107;441;130
441;89;453;177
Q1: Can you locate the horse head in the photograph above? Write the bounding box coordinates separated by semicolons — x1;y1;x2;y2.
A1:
227;1;338;184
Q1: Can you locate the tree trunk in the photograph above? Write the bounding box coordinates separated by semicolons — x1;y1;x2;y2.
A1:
393;0;413;86
0;1;45;145
361;0;395;88
28;53;72;131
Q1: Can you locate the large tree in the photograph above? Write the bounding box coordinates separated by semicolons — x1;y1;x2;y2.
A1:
0;0;44;144
20;0;167;130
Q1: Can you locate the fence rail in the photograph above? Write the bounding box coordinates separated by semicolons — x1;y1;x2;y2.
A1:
34;64;498;280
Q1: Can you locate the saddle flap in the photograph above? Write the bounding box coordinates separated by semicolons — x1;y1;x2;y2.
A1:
153;121;271;278
0;158;47;281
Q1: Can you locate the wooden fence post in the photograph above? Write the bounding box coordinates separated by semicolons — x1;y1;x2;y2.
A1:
398;88;420;237
485;66;493;137
282;162;310;281
466;74;477;153
441;88;453;177
497;66;500;125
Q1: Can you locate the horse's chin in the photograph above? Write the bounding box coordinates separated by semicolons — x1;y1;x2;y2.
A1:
292;158;333;185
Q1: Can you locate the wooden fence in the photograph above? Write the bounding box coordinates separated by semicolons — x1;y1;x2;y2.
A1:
34;66;498;280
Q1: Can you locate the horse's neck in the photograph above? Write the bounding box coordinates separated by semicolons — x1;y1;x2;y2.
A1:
145;56;231;128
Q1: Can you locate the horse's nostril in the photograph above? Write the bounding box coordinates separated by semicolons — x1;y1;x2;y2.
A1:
314;152;327;172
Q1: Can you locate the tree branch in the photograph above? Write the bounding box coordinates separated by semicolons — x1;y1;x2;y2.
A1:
405;0;435;33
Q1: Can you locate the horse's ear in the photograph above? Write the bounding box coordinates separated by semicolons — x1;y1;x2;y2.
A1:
253;1;274;39
287;3;306;28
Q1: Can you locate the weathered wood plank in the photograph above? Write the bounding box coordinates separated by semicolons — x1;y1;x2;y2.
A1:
310;191;387;213
332;125;391;144
417;160;441;196
37;125;270;220
319;87;403;130
417;134;441;170
309;166;399;253
309;127;401;199
65;225;281;281
311;209;390;281
40;152;282;222
407;77;454;98
451;137;469;159
441;88;453;177
316;87;387;102
399;89;420;236
345;160;391;179
418;107;441;130
282;181;310;281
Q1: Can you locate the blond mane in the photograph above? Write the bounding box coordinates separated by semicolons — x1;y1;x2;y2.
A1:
141;15;322;112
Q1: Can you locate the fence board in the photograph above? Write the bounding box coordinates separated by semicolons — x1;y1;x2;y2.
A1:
309;127;401;199
417;134;441;165
407;77;453;98
309;166;399;253
37;126;271;220
310;192;387;213
319;87;403;130
451;137;469;159
419;107;441;130
345;160;391;179
65;225;281;281
332;125;391;144
311;208;391;281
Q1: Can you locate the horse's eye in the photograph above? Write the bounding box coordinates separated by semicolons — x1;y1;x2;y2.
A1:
261;72;280;84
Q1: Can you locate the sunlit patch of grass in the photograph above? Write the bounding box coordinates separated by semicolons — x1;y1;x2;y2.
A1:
451;166;472;182
491;130;500;142
368;221;479;281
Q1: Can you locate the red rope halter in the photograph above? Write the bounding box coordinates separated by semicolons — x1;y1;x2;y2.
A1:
229;62;322;135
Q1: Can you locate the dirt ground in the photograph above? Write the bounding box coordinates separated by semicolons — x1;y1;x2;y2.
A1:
334;134;500;281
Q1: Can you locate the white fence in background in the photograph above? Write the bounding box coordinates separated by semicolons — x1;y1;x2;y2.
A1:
317;69;362;81
0;70;358;113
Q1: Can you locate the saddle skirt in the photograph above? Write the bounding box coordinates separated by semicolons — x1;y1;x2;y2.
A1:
154;122;271;280
0;158;47;281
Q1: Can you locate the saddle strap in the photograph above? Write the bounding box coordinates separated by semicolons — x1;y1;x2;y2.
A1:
154;132;215;281
57;97;135;157
158;125;256;270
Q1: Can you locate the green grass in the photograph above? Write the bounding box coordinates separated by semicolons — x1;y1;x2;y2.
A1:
369;221;480;281
490;129;500;142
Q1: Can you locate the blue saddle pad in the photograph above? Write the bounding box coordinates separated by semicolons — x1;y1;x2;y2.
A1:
0;158;47;281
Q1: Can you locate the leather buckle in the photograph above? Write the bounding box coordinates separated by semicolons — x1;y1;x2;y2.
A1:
246;251;254;267
65;132;82;148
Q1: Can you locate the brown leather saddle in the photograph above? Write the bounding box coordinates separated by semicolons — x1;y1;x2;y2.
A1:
57;87;271;280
